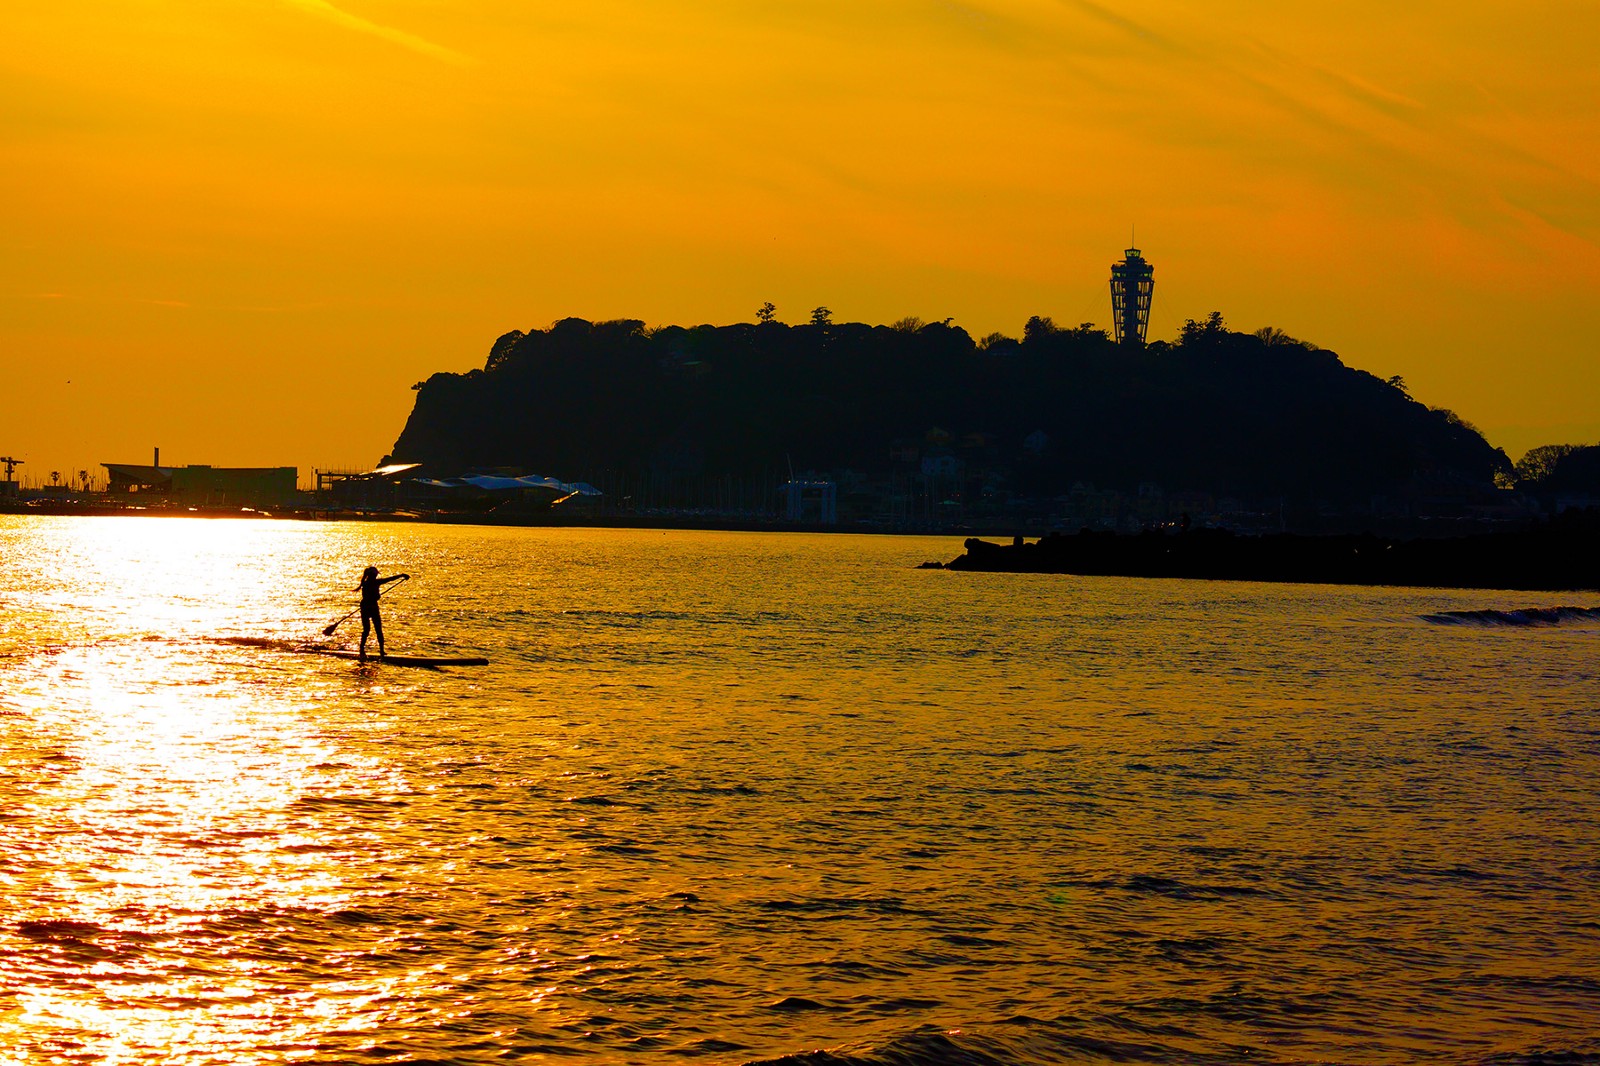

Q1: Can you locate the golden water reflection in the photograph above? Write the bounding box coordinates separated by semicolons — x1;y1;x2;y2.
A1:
0;519;437;1061
4;517;1600;1064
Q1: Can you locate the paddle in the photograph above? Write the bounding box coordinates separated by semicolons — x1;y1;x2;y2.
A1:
321;574;409;637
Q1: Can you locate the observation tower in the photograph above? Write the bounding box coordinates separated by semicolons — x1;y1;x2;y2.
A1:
1110;245;1154;347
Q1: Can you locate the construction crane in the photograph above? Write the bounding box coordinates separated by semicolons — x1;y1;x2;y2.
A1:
0;457;21;481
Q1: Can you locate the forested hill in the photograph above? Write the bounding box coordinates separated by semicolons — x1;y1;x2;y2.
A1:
383;314;1510;501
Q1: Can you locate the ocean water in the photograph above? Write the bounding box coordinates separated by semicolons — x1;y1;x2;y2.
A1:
2;515;1599;1065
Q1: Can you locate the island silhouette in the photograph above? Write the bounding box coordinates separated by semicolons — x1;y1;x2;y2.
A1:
383;312;1511;532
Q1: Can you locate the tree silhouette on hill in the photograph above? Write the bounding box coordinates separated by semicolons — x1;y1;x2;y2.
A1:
1516;443;1600;495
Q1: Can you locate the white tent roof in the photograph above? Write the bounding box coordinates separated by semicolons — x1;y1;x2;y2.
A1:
412;475;602;496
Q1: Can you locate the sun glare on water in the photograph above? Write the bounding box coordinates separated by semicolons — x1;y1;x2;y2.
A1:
0;518;431;1060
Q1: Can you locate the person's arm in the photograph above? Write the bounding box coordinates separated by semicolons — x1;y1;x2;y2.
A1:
380;573;409;586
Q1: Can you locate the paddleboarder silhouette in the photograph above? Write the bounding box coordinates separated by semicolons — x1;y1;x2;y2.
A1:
357;566;409;661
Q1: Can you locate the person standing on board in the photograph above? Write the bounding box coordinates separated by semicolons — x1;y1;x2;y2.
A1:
357;566;408;661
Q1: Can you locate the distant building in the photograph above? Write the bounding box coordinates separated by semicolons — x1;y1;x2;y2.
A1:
103;463;298;506
315;463;421;509
782;479;837;525
1110;245;1154;347
103;464;172;495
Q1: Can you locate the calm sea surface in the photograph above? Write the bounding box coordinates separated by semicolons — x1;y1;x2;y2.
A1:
2;515;1599;1065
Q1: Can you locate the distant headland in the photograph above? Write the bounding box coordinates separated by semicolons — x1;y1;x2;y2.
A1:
378;308;1534;536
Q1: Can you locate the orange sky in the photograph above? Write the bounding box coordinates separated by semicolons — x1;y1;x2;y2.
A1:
4;0;1598;485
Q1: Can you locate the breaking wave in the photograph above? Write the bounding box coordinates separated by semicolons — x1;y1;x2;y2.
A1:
1421;606;1600;627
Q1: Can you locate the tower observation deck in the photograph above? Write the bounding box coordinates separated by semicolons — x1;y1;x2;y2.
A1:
1110;246;1154;347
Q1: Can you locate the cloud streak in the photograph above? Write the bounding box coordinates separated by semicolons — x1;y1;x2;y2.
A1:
1058;0;1186;56
280;0;471;65
1054;0;1598;251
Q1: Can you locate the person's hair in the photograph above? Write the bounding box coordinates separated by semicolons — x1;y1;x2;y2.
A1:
363;566;378;578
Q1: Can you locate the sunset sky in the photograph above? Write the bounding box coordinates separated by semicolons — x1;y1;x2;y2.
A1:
5;0;1597;484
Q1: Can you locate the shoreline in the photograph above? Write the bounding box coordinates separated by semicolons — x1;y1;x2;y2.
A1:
0;498;1539;543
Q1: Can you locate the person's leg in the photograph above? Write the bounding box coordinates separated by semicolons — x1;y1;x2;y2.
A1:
373;610;385;657
360;613;371;660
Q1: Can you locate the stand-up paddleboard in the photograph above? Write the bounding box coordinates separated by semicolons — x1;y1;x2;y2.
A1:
308;648;489;668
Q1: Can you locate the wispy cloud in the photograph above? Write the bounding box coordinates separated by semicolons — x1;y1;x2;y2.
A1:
280;0;471;65
1053;0;1599;250
1058;0;1185;56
